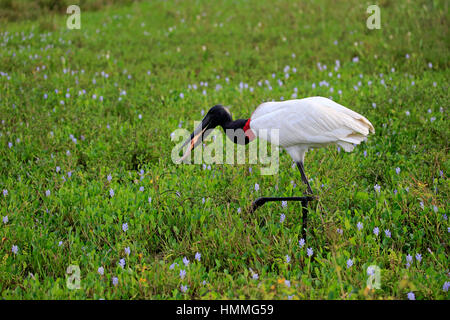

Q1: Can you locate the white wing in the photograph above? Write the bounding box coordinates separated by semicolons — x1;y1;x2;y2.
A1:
250;97;375;152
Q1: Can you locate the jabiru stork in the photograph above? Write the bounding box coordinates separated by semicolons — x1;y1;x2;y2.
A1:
180;96;374;193
179;96;375;236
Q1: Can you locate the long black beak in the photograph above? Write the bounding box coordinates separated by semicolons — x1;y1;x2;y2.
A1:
179;114;214;161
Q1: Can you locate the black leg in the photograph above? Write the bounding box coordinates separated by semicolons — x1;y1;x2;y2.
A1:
296;162;313;194
301;199;308;240
249;196;314;240
248;163;316;240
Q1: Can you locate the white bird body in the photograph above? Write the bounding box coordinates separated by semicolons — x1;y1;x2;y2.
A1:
180;96;374;194
249;97;375;163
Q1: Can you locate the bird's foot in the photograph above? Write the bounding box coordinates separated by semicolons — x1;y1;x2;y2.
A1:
303;193;319;201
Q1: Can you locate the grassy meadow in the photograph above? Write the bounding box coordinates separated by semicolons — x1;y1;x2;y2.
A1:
0;0;448;299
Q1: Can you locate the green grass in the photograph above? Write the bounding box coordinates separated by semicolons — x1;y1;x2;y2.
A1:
0;0;448;299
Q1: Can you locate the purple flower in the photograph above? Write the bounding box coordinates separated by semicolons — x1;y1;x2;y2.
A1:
139;186;144;192
3;216;8;224
169;263;177;270
384;229;391;238
373;227;379;236
307;247;313;257
180;269;186;279
299;238;305;248
374;184;381;193
107;174;112;182
109;188;114;197
124;247;130;256
195;252;201;261
281;201;287;209
395;167;401;175
122;223;128;232
285;255;291;263
252;273;259;280
180;284;188;293
346;259;353;268
3;189;8;197
443;282;450;292
415;253;422;262
406;254;413;263
357;222;363;231
280;213;286;223
183;256;189;266
407;292;415;300
12;245;18;254
237;207;241;213
98;267;104;275
285;280;291;287
112;277;118;286
254;183;259;192
119;258;125;268
45;189;50;197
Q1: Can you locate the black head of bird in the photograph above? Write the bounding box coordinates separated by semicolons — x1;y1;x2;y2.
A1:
179;105;254;161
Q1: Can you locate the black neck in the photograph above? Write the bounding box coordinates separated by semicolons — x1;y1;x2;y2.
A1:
222;119;247;131
221;119;250;145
